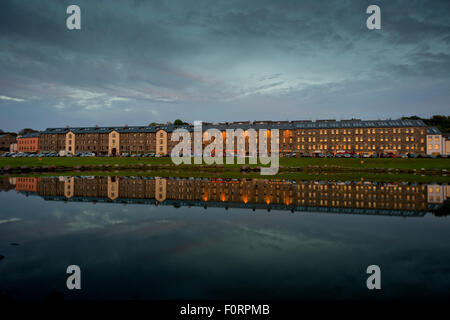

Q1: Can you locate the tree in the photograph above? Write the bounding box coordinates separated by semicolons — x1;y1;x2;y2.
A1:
173;119;189;126
19;128;38;135
401;115;450;133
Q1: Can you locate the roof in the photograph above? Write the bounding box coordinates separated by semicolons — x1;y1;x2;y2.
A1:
0;133;16;138
426;126;441;134
40;119;428;135
19;132;40;138
41;125;191;135
204;119;427;131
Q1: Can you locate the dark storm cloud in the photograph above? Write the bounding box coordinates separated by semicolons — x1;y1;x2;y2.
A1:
0;0;449;131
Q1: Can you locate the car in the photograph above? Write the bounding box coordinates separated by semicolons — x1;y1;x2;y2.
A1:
352;154;359;158
343;153;351;158
371;154;378;158
362;153;371;158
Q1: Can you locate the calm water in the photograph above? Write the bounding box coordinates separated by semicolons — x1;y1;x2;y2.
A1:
0;176;449;300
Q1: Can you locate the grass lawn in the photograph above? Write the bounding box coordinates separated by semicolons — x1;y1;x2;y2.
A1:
0;156;449;170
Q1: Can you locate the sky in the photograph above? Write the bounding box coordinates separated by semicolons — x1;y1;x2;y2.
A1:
0;0;449;132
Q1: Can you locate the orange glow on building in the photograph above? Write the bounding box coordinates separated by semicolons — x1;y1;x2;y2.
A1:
16;177;40;192
17;134;40;153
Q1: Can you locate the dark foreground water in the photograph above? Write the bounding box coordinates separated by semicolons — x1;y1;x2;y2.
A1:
0;176;449;300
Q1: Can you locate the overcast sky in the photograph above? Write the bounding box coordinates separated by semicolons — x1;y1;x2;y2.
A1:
0;0;449;131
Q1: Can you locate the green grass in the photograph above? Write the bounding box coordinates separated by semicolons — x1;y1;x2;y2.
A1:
279;157;450;170
1;156;449;170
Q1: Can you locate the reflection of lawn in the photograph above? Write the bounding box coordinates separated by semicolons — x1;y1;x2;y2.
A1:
1;156;449;170
4;170;450;184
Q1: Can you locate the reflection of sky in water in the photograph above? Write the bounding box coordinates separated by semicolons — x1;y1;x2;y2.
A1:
1;190;450;300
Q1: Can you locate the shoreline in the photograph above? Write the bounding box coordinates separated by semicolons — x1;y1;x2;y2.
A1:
1;157;449;183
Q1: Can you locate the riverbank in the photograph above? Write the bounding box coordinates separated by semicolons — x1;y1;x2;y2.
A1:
2;169;450;183
1;156;449;169
1;157;449;183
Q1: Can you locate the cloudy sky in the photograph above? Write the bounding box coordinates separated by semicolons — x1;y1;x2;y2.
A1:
0;0;449;131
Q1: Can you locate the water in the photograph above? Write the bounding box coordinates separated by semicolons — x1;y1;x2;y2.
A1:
0;176;449;300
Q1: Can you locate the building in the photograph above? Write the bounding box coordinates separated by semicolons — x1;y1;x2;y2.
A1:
0;134;16;152
17;132;40;153
10;143;17;153
36;118;430;156
426;127;444;156
39;124;190;155
204;119;428;156
444;133;450;156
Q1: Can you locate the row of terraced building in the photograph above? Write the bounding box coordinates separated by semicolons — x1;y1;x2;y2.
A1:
13;119;448;156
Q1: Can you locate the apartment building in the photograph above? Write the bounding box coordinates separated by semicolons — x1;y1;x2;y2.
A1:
0;133;16;152
426;127;445;155
34;118;436;156
445;134;450;156
204;119;429;156
17;132;40;153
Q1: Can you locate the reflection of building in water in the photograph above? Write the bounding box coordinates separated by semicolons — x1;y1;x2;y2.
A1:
15;177;40;192
0;178;15;192
8;176;449;216
427;185;445;204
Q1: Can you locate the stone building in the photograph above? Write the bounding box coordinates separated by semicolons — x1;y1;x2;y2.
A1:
34;118;433;156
